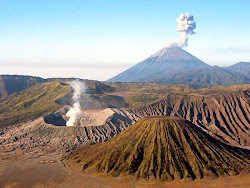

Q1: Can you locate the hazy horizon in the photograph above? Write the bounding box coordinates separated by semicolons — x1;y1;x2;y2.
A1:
0;0;250;80
0;62;133;81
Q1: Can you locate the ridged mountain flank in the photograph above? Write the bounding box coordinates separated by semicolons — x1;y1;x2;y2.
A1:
65;117;250;181
108;47;250;86
163;66;249;86
108;47;209;83
132;89;250;147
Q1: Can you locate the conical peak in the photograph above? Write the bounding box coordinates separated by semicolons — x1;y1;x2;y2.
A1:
149;46;201;61
107;46;209;82
66;116;250;181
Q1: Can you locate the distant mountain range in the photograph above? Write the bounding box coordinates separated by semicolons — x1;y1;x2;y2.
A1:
225;62;250;78
108;47;250;86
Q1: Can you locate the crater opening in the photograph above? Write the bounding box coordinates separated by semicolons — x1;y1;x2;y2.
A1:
43;108;68;126
43;108;117;127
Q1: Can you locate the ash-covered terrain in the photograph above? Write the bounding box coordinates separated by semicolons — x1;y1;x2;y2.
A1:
0;107;138;160
0;76;249;187
0;79;249;161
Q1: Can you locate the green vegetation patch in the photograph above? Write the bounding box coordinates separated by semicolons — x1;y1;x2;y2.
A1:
0;81;70;127
128;94;163;107
101;95;128;108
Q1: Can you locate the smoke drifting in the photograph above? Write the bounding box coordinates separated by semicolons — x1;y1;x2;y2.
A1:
167;13;196;48
66;80;87;126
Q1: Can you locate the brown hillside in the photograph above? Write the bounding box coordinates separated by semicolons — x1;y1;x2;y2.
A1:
132;89;250;147
64;117;250;181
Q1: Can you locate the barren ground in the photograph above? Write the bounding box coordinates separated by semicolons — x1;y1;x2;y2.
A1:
0;155;250;188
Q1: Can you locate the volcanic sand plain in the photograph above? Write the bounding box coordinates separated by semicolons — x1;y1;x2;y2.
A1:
0;154;250;188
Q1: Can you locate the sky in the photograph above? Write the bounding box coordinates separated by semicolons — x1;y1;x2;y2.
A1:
0;0;250;81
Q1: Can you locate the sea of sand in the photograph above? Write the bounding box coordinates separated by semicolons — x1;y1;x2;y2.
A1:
0;154;250;188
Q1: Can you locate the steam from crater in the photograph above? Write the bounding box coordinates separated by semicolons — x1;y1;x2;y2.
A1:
66;80;87;126
167;13;196;48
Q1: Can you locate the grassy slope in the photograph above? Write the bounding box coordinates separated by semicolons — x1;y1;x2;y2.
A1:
104;82;250;108
197;84;250;95
65;117;250;181
104;82;198;108
0;81;70;127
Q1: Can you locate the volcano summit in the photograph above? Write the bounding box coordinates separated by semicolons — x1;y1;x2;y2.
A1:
108;47;249;86
109;47;209;83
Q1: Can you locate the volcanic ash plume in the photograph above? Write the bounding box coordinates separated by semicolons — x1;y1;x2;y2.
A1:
66;80;87;126
167;13;196;48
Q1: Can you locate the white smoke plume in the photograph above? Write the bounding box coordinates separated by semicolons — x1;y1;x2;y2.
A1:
66;80;87;126
167;13;196;48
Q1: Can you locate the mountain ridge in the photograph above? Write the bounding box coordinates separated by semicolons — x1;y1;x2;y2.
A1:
132;89;250;147
226;62;250;79
108;47;250;86
164;65;250;86
0;75;45;99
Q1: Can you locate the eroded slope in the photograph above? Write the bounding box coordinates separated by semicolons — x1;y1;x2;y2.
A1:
132;90;250;147
0;108;138;159
65;117;250;181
